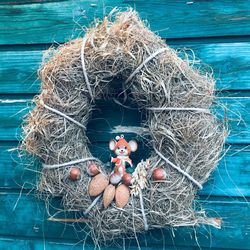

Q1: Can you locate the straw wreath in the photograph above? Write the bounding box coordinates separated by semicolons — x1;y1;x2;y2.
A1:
22;9;226;246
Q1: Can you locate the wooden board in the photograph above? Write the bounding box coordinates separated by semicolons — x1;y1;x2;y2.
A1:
1;0;250;44
0;1;250;249
0;192;249;249
0;42;250;94
0;236;229;250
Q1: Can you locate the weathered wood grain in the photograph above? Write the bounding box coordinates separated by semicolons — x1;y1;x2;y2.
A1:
184;42;250;91
1;42;250;94
0;49;41;94
0;98;248;143
0;142;249;198
0;0;62;5
0;192;249;249
0;236;234;250
1;1;250;45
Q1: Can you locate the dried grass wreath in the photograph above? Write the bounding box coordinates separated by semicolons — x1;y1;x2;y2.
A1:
22;9;227;246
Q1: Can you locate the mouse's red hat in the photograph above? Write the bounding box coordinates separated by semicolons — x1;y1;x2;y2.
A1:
115;135;130;150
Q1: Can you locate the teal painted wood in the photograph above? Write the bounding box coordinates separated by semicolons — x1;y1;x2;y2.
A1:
1;42;250;94
0;237;230;250
0;1;249;249
0;192;249;249
0;0;64;4
0;0;250;45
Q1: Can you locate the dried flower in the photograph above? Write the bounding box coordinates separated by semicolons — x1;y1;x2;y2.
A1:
130;160;149;196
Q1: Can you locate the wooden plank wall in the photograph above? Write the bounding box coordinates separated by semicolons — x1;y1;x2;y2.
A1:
0;0;249;249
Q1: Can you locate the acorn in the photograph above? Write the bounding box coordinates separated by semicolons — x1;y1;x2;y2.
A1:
110;173;122;185
152;168;167;181
88;173;109;196
103;184;116;208
122;172;132;186
87;163;100;177
69;167;81;181
115;184;130;208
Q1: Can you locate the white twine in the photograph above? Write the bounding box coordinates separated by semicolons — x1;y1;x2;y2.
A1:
147;107;211;114
84;194;102;215
153;147;203;189
81;38;94;100
42;157;102;169
139;191;149;231
42;102;86;129
125;47;168;84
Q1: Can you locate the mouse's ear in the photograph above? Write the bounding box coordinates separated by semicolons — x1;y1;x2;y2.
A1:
129;140;138;152
109;140;117;150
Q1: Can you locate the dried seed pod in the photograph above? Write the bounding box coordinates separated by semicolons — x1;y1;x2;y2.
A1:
88;173;109;196
115;184;130;208
69;167;81;181
103;184;116;208
152;168;167;181
87;163;100;176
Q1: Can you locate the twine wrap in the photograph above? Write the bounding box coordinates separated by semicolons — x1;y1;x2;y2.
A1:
125;48;168;84
147;107;211;114
41;102;86;129
42;157;102;170
81;37;94;100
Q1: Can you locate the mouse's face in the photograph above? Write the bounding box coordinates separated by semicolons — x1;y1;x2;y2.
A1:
109;137;138;157
115;145;130;156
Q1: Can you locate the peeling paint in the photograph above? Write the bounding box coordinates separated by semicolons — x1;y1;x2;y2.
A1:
7;147;18;152
0;99;27;104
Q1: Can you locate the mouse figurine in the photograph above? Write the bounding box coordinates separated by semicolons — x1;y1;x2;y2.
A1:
109;135;138;185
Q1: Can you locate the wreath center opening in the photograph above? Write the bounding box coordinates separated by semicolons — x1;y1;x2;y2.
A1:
86;86;151;175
